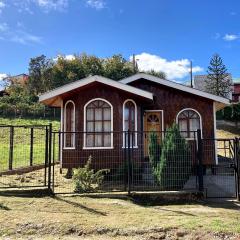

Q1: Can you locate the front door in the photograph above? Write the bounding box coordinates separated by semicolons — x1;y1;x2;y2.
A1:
144;111;163;157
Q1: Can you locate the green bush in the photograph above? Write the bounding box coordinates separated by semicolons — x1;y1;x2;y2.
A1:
73;156;110;193
149;124;192;190
114;160;142;181
148;131;161;168
223;106;232;120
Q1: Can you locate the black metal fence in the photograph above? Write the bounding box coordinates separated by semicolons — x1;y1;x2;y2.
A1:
50;130;199;194
0;124;51;188
0;125;240;200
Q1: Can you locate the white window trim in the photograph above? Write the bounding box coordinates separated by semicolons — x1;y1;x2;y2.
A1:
83;98;113;150
143;110;164;140
63;100;76;149
176;108;202;140
122;99;138;148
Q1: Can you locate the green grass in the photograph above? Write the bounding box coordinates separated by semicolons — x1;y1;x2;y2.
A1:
0;193;240;239
0;118;60;171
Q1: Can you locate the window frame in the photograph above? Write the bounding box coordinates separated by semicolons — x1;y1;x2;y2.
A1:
176;108;202;140
63;100;76;149
122;99;138;148
83;98;113;149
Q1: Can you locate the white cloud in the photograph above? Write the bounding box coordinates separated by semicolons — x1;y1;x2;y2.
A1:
223;34;239;41
86;0;106;10
0;1;6;13
10;31;42;44
53;54;76;61
0;22;8;32
0;73;8;90
133;53;203;80
35;0;68;11
0;23;42;45
13;0;68;13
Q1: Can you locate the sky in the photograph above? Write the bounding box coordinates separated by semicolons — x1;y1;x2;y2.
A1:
0;0;240;84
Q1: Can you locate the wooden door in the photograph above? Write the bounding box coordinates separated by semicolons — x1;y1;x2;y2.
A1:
144;111;162;157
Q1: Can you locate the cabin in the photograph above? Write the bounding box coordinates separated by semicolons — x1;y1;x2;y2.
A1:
39;73;229;171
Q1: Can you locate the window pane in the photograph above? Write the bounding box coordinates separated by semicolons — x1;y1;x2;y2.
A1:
179;119;188;138
87;122;94;132
86;134;94;147
124;108;129;121
87;109;94;121
124;121;129;131
103;108;111;120
104;121;111;131
104;134;111;147
95;108;102;120
190;118;200;131
95;121;102;132
95;134;102;147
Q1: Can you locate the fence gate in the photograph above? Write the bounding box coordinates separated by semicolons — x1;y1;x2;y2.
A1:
0;125;50;190
202;138;239;198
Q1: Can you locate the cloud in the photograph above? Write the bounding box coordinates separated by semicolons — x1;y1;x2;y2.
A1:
223;34;239;41
0;22;8;32
13;0;68;13
0;1;6;13
0;22;42;45
53;54;76;61
10;31;42;44
0;73;8;90
86;0;106;10
133;53;203;80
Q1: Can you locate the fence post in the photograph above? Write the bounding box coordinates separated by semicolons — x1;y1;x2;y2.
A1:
197;129;204;192
48;123;52;191
30;128;34;166
44;126;49;186
9;126;14;170
127;129;131;195
235;138;240;201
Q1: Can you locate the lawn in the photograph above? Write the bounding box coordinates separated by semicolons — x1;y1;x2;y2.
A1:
0;118;60;171
0;192;240;239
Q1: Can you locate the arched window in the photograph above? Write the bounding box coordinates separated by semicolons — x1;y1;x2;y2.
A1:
64;100;75;148
176;109;201;139
123;99;137;147
84;98;113;148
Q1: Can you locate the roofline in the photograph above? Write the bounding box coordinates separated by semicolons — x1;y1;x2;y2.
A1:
39;75;153;103
120;73;230;105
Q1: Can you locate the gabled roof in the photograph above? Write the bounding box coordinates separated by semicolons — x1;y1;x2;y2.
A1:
120;73;230;106
39;75;153;106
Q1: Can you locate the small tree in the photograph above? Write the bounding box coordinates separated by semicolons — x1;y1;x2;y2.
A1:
153;124;192;190
148;131;161;168
205;54;231;98
73;156;109;193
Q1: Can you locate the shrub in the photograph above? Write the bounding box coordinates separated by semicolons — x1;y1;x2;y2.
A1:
113;160;142;181
73;156;110;193
150;124;192;190
148;131;161;168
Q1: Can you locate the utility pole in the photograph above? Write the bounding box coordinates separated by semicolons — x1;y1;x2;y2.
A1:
190;60;193;88
133;54;136;73
132;54;139;73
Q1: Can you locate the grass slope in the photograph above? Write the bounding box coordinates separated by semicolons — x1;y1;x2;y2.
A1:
0;193;239;239
0;118;60;171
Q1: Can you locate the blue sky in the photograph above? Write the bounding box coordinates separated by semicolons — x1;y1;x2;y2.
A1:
0;0;240;83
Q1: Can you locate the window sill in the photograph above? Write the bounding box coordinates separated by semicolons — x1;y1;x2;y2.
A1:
63;147;76;150
83;146;114;150
122;146;138;149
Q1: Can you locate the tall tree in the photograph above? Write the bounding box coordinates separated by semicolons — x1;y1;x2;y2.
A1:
103;54;135;80
144;69;166;79
28;55;53;95
205;54;231;98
